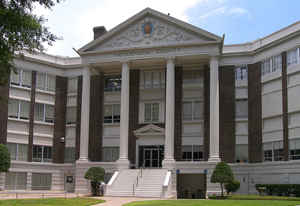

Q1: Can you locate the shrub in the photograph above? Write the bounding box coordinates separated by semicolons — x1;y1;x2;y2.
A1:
225;179;240;194
211;162;234;197
84;167;105;196
0;144;11;172
255;184;300;197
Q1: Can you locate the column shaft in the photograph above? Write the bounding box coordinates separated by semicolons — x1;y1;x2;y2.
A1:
118;62;130;168
208;57;221;162
79;68;90;161
163;58;176;166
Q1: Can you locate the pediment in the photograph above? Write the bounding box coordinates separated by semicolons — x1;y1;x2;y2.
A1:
134;124;165;137
79;8;222;53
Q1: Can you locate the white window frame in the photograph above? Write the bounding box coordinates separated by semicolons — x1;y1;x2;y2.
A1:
36;72;56;92
8;99;30;120
287;48;300;67
140;70;165;89
10;69;32;88
182;100;203;121
235;65;248;80
182;145;204;161
103;104;120;124
263;141;284;162
34;103;54;123
143;102;160;123
32;145;52;163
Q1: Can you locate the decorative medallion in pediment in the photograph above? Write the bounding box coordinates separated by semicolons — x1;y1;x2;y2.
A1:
91;16;214;52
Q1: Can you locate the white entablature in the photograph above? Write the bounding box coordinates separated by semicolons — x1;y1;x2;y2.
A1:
79;8;222;55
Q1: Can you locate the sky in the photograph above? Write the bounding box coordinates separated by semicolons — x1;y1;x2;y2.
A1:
34;0;300;57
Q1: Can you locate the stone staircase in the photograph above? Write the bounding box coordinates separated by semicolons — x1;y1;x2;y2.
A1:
105;169;168;197
105;169;139;197
135;169;167;197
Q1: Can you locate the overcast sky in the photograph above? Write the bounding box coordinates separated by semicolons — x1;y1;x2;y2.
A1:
35;0;300;57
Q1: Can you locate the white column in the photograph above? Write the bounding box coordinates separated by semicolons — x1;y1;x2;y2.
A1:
163;57;176;168
117;61;130;168
208;56;221;162
79;67;91;161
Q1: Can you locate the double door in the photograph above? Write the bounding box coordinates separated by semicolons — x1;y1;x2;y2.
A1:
139;145;164;168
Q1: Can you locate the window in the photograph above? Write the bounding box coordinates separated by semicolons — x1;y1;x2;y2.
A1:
34;103;54;123
287;48;299;67
36;72;56;92
140;71;165;89
235;66;248;80
102;147;119;162
183;70;202;85
182;145;204;161
261;55;283;76
33;145;52;162
67;77;78;93
289;138;300;160
235;99;248;118
104;76;121;92
7;143;28;161
8;99;30;120
182;101;203;121
263;141;283;161
144;103;159;122
66;107;77;124
10;69;32;88
272;55;282;72
235;144;248;163
261;58;271;76
5;172;27;190
104;104;120;124
31;173;52;190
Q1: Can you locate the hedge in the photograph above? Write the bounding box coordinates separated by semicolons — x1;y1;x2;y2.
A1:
255;184;300;197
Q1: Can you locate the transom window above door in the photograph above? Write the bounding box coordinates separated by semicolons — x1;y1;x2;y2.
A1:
140;71;165;89
144;103;159;123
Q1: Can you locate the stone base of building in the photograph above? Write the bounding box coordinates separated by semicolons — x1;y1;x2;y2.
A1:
0;160;300;197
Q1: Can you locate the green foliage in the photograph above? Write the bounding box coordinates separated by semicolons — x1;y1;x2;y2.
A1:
0;144;10;172
211;162;234;197
225;180;240;194
0;0;61;86
84;167;105;196
0;198;105;206
255;184;300;197
228;194;300;201
123;199;300;206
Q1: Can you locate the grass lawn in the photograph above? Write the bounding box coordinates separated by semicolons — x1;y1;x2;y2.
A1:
124;199;300;206
0;198;104;206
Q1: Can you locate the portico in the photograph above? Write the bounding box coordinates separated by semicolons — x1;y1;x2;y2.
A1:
77;55;221;167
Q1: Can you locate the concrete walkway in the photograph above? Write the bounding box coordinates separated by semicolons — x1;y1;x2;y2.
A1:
93;196;158;206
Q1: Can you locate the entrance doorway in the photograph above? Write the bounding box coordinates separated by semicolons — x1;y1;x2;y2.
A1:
139;145;164;168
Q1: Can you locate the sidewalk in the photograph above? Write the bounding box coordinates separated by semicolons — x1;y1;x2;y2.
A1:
93;196;157;206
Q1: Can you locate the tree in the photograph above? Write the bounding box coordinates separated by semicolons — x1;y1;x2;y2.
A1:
225;179;240;194
211;161;234;197
0;0;61;86
84;167;105;196
0;144;11;172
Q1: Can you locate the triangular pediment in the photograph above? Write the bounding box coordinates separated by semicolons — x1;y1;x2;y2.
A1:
79;8;222;53
134;124;165;137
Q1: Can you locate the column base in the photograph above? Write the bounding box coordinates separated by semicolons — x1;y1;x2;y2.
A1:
162;158;176;170
116;158;130;170
208;155;221;163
